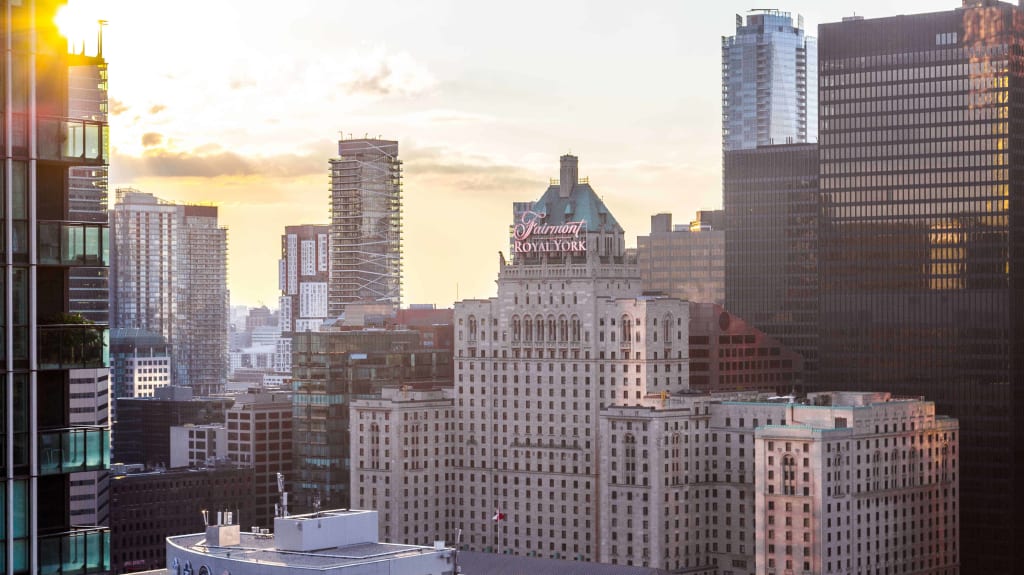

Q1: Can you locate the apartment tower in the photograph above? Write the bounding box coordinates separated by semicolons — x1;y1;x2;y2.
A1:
110;190;228;394
328;138;402;318
817;3;1023;572
2;1;111;571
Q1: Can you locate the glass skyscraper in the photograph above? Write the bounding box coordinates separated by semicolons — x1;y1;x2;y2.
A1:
722;9;817;151
2;1;111;572
818;4;1023;573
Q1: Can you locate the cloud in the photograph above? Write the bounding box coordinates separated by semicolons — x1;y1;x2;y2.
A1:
109;98;128;116
229;76;256;90
113;146;326;180
404;147;540;193
340;49;436;97
149;104;166;114
141;132;163;147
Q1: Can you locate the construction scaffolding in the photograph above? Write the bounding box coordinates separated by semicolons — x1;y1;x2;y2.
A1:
328;139;403;318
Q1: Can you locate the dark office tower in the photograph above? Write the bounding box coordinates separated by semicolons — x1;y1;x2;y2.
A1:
723;144;820;375
818;4;1023;572
328;139;402;318
2;1;111;572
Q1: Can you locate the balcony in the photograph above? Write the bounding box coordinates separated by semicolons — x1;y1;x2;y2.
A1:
38;221;109;266
39;527;110;575
38;427;109;475
36;115;108;166
37;324;107;370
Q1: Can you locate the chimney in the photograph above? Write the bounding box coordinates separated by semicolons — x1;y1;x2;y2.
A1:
559;155;578;198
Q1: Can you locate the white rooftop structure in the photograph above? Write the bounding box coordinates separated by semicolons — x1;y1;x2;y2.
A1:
166;509;452;575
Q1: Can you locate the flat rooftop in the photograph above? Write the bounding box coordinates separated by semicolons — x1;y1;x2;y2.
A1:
168;531;441;569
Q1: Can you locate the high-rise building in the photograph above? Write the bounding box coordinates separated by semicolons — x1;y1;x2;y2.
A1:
328;139;402;317
636;211;725;304
290;329;452;512
722;9;817;151
723;144;820;374
110;190;229;393
280;224;330;333
224;389;293;528
2;1;112;571
817;4;1023;572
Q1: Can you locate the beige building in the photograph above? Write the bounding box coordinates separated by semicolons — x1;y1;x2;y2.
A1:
637;211;725;305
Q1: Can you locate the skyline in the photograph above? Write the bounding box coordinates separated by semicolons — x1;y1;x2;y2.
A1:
74;0;946;307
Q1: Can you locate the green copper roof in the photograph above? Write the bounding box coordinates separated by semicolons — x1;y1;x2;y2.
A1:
531;183;622;232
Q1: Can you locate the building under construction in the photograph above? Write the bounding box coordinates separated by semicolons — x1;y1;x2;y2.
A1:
328;138;402;318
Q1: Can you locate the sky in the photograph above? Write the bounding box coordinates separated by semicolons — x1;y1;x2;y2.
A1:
61;0;947;308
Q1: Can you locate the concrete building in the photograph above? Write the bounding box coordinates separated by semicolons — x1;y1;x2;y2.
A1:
125;353;172;398
169;424;227;469
351;387;456;544
722;9;817;150
165;510;452;575
109;465;254;574
817;4;1024;570
449;155;690;561
637;211;725;305
224;389;293;528
280;224;330;333
328;138;402;316
598;391;958;573
110;190;228;393
1;3;112;571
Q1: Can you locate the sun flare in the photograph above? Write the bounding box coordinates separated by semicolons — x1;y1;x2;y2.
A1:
54;1;101;54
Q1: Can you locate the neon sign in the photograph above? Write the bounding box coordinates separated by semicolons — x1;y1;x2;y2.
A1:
512;210;587;254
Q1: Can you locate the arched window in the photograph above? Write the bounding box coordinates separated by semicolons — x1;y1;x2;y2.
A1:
535;315;545;342
547;315;556;342
559;316;568;341
524;317;533;342
571;315;581;342
512;316;522;342
621;315;632;343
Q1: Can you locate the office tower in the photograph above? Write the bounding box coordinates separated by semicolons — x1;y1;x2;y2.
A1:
109;328;171;416
109;464;254;574
722;9;817;151
723;144;820;374
1;1;111;571
817;4;1023;572
280;224;330;333
290;329;452;512
110;190;229;393
328;139;402;317
636;211;725;304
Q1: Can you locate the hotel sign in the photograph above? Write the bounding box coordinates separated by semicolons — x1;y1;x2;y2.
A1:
512;210;587;254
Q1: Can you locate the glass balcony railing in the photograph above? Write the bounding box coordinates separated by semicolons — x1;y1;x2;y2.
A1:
38;427;109;476
36;115;108;165
39;527;110;575
37;324;107;370
38;221;109;266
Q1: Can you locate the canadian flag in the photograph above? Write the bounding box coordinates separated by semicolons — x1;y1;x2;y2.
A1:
492;508;507;521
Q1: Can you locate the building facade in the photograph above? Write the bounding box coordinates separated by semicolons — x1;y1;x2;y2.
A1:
1;2;112;571
279;224;330;333
112;389;232;468
110;190;228;393
723;143;820;377
449;156;691;561
109;465;254;574
224;390;293;528
817;4;1024;571
722;9;817;151
290;329;453;513
636;211;725;305
328;138;402;316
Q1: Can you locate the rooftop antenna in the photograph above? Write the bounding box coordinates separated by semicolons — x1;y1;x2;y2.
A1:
276;472;289;517
201;509;209;527
313;492;321;517
97;20;107;58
